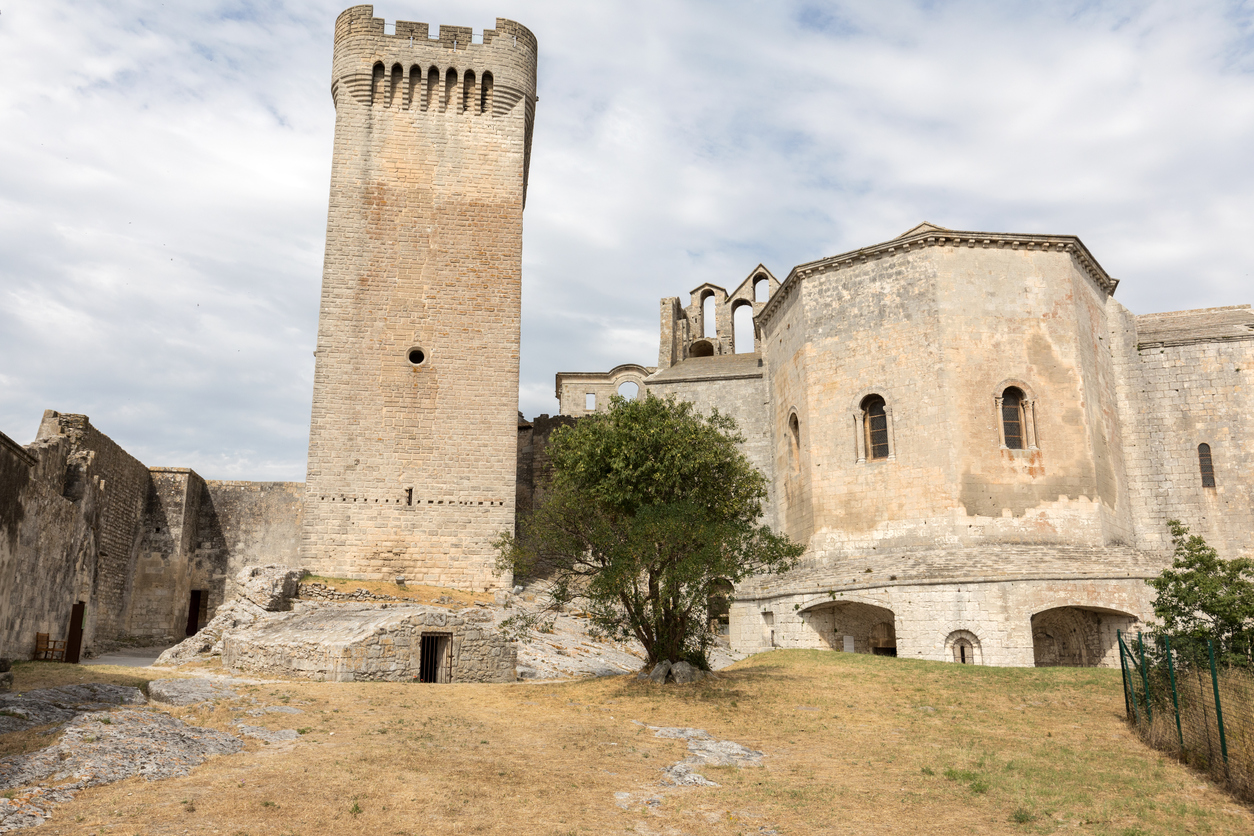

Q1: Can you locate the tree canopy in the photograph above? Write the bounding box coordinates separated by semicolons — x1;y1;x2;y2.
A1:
497;394;804;667
1147;519;1254;666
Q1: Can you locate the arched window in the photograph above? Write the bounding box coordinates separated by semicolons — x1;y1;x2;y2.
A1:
1199;443;1215;488
953;638;974;664
617;381;639;400
462;69;475;112
754;276;770;302
1001;387;1026;450
788;413;801;473
733;303;754;353
862;395;890;461
480;71;494;114
702;293;716;339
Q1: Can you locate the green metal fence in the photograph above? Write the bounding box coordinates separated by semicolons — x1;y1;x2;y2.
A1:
1119;630;1254;803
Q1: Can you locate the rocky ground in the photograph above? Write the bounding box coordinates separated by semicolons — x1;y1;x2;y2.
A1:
0;679;280;832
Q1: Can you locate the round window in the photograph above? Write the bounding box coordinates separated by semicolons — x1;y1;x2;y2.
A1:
407;347;426;366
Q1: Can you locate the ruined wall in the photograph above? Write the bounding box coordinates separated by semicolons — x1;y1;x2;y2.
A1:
301;7;538;590
0;429;94;660
515;413;577;517
127;468;203;640
1110;303;1254;559
203;481;303;595
555;365;653;418
0;414;153;659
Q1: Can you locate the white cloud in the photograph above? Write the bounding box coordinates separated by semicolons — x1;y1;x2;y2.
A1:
2;0;1252;480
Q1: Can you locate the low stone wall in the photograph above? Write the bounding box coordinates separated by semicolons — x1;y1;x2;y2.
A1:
298;582;403;603
221;603;516;683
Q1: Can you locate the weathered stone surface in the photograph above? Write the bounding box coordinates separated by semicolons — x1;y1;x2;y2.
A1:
153;597;270;667
0;706;241;831
222;603;516;683
230;565;303;612
647;724;764;787
147;679;238;706
0;684;146;735
648;661;671;683
0;673;10;694
233;723;299;743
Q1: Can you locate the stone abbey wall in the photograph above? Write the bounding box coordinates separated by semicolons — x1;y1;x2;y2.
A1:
300;6;538;591
557;223;1252;667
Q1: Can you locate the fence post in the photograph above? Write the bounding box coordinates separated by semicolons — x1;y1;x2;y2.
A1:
1120;631;1141;728
1138;632;1153;725
1164;634;1183;751
1206;639;1229;775
1118;630;1132;719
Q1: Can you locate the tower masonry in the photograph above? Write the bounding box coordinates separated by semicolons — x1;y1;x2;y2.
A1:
301;6;537;590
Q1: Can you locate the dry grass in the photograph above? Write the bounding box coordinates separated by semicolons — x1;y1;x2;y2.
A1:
5;651;1252;835
301;575;496;607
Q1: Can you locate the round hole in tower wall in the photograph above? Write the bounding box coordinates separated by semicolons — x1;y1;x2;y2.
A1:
407;347;426;366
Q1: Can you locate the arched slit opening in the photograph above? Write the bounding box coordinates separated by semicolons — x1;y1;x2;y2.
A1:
370;62;385;106
861;395;890;460
424;65;438;111
754;276;770;302
443;67;457;112
407;65;421;109
480;71;494;114
462;69;475;112
389;63;402;106
1199;443;1215;487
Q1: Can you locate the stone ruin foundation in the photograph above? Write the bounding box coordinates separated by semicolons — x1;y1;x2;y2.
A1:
221;602;516;683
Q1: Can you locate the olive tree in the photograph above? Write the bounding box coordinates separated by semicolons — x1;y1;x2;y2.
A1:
497;395;803;668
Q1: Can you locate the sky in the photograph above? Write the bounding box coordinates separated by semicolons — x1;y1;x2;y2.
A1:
2;0;1253;482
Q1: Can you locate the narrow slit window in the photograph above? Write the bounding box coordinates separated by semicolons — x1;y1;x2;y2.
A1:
371;62;385;106
424;65;438;111
1002;387;1025;450
462;69;475;112
443;68;457;111
788;414;800;473
480;71;493;114
1198;443;1215;488
862;396;890;461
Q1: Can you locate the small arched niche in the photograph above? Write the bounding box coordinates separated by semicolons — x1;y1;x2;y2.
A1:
617;381;639;400
945;630;982;665
689;340;715;358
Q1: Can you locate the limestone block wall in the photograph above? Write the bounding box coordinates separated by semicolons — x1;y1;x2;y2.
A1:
1110;302;1254;559
644;358;776;529
730;576;1150;667
222;602;516;682
301;7;538;591
202;480;303;603
126;468;204;640
758;232;1133;559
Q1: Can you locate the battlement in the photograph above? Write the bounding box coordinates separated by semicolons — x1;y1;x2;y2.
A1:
330;6;537;128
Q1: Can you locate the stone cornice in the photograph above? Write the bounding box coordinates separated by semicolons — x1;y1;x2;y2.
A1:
756;229;1118;331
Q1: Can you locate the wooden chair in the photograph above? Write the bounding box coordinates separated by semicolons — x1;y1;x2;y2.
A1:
34;633;66;662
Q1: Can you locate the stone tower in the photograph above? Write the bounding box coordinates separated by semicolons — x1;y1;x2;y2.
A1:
300;6;537;590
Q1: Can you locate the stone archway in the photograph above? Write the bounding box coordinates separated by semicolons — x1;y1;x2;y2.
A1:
800;601;897;656
1031;607;1120;667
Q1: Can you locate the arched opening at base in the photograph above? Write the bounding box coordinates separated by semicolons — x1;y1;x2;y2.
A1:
801;601;897;656
945;630;982;665
1032;606;1138;668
